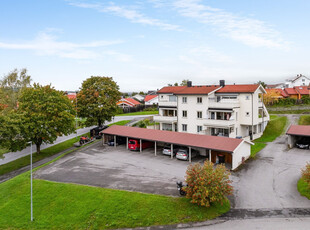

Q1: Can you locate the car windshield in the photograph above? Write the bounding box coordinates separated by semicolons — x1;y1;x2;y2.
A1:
178;150;187;153
129;141;136;144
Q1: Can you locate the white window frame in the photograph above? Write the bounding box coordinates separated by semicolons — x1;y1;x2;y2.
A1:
197;111;202;119
182;96;187;103
182;110;187;118
182;124;187;132
197;97;202;103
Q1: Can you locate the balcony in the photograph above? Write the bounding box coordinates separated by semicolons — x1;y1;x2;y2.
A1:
208;97;239;109
153;115;177;123
158;100;178;107
204;118;235;127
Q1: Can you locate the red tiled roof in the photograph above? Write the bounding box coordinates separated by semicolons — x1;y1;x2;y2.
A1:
265;88;288;98
117;98;141;107
216;84;260;93
157;86;186;94
101;125;244;153
174;85;220;95
284;88;297;95
67;94;76;100
294;86;310;95
286;125;310;136
144;95;158;102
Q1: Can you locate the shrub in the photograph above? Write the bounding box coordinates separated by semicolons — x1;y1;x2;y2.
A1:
301;163;310;189
183;161;233;207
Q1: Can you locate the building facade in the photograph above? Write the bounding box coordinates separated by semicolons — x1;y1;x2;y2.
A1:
154;81;269;140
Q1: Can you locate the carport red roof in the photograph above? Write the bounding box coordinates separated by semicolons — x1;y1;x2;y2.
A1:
286;125;310;136
101;125;244;153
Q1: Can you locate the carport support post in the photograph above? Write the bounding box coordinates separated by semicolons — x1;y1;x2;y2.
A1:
126;137;128;150
154;141;157;156
102;134;104;146
171;144;173;159
209;149;211;162
114;135;116;148
140;139;142;152
189;147;192;162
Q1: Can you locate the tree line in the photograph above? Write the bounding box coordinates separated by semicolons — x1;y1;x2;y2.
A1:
0;68;121;154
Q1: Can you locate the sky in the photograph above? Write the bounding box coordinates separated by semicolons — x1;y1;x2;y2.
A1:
0;0;309;92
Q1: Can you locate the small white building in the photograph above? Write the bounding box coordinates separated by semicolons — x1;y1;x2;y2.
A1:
144;95;158;105
133;94;145;102
285;74;310;88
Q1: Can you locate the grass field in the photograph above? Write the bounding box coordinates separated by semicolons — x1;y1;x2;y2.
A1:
108;120;130;126
251;115;287;158
0;170;230;229
116;111;159;116
269;110;310;114
297;178;310;200
298;115;310;125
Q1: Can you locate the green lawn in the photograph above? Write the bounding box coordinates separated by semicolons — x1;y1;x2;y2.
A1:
0;171;230;229
269;109;310;114
250;143;267;158
108;120;130;126
116;111;159;116
250;115;287;158
298;115;310;125
0;133;89;176
297;178;310;199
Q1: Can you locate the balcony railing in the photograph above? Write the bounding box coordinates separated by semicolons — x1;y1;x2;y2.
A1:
204;119;235;127
153;115;177;123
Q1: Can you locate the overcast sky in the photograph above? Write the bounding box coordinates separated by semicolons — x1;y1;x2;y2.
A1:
0;0;309;92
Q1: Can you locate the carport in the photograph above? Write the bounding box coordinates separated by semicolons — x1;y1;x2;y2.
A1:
101;125;252;170
286;125;310;148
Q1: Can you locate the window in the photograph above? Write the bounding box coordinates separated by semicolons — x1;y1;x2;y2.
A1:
182;124;187;132
169;95;177;102
182;97;187;103
246;112;250;116
197;111;202;119
182;110;187;118
161;95;163;99
197;125;202;133
302;78;305;82
197;97;202;103
246;95;250;100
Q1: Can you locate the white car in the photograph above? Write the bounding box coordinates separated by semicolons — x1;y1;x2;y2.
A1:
176;148;198;160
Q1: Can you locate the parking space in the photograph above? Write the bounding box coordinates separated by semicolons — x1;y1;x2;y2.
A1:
34;141;205;196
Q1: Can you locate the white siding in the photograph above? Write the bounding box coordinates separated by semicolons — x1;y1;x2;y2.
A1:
232;142;251;170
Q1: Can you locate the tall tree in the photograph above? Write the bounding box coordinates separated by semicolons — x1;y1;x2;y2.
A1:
256;81;267;88
17;84;75;153
180;79;189;86
77;76;121;127
0;68;32;111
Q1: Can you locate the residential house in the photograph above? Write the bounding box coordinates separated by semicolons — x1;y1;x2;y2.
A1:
132;94;145;102
265;88;289;99
117;98;141;108
144;95;158;105
285;74;310;88
154;81;269;140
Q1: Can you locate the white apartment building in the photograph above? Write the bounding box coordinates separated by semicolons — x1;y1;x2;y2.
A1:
154;81;269;140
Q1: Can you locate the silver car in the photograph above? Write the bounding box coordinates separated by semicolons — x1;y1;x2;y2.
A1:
162;144;179;156
176;149;198;160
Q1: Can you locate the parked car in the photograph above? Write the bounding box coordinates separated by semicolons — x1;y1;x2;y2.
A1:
162;144;180;156
176;148;199;160
90;125;108;139
128;139;153;151
108;137;126;146
296;137;310;149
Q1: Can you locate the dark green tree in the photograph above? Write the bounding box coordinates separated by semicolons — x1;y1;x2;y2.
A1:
18;84;75;153
256;81;267;88
77;76;121;127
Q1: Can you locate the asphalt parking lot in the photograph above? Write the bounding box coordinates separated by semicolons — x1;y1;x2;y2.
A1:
34;141;205;196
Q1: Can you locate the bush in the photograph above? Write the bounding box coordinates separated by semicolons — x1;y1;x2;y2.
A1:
183;161;233;207
143;106;158;111
301;163;310;189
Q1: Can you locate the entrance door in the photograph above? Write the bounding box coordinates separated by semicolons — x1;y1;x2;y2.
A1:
218;154;225;164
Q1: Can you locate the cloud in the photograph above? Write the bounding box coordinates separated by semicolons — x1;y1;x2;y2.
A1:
172;0;290;49
0;31;129;60
68;1;182;31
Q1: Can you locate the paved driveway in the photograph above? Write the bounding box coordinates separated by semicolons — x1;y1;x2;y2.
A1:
34;141;204;196
231;133;310;209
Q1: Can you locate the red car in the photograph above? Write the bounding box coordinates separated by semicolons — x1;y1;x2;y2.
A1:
128;139;153;151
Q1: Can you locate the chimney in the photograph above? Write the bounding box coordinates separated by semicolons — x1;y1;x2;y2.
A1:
220;80;225;87
187;81;192;87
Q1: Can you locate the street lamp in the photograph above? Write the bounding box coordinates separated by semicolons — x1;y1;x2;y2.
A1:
28;141;33;221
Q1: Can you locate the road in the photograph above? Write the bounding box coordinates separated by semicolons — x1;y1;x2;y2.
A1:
0;115;150;165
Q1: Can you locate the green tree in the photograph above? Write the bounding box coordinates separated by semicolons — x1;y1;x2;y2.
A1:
0;68;31;111
18;84;75;153
180;79;189;86
256;81;266;88
77;76;121;127
183;161;233;207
